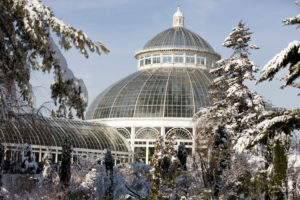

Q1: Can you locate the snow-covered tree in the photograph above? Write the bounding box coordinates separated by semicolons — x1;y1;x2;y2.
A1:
257;1;300;134
20;143;38;174
60;138;72;187
195;21;266;198
259;0;300;92
213;21;264;151
255;2;300;198
196;21;265;152
0;0;108;119
148;132;182;199
42;152;55;185
209;125;231;198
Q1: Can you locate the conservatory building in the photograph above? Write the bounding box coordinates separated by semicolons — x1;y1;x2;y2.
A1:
85;7;220;164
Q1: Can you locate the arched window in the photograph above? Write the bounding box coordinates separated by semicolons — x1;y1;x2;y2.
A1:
135;127;159;139
116;127;131;139
166;128;192;140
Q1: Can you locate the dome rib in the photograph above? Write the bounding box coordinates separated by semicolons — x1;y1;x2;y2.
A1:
186;70;196;115
133;72;154;117
162;70;172;117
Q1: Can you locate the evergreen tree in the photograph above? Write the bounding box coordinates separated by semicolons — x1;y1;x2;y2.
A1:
149;133;164;200
0;0;108;119
177;143;187;171
60;138;72;187
104;149;114;200
149;132;181;200
210;125;231;199
195;21;266;198
255;2;300;198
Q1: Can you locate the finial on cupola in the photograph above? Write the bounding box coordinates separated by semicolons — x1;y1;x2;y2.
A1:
173;6;184;27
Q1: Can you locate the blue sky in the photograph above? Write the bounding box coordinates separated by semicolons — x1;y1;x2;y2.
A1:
31;0;299;114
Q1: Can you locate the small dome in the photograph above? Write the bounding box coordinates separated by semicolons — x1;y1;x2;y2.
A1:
86;68;212;119
142;27;216;54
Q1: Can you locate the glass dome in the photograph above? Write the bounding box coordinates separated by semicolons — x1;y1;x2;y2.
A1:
142;27;216;54
86;68;212;119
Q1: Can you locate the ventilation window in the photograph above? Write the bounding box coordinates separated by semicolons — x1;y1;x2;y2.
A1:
163;54;172;63
174;53;184;63
152;54;161;64
139;57;144;66
197;55;205;66
186;53;195;64
145;55;151;65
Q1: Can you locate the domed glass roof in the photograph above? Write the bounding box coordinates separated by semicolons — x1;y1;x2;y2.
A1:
0;114;130;152
86;68;212;119
142;27;216;53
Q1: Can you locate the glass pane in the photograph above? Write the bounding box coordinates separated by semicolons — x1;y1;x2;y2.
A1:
174;53;184;63
153;54;161;64
145;55;151;65
139;57;144;66
163;54;172;63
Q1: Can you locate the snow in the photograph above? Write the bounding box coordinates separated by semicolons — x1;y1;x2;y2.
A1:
259;40;300;88
80;163;151;199
49;38;89;105
283;14;300;28
257;108;300;133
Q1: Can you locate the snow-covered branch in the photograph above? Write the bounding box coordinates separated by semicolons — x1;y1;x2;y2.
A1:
259;41;300;90
0;0;109;119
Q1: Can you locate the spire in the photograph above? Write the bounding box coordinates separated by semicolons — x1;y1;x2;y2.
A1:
173;6;184;27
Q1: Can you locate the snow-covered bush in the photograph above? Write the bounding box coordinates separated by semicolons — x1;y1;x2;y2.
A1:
41;152;55;185
75;163;150;199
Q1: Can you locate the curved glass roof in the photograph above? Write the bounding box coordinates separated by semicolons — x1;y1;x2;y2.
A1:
0;115;130;152
142;27;216;54
86;68;212;119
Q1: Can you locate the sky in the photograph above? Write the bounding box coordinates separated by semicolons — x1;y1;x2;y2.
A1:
31;0;300;115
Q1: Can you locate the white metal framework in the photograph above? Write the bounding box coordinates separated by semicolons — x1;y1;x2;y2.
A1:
85;8;219;164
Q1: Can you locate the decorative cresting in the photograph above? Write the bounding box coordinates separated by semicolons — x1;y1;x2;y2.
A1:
166;128;192;140
116;127;131;139
173;6;184;27
135;127;159;139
